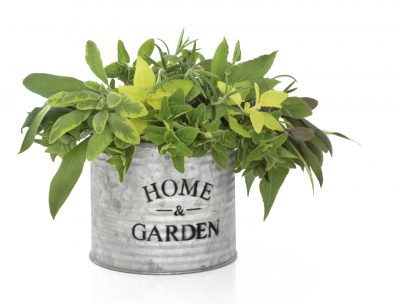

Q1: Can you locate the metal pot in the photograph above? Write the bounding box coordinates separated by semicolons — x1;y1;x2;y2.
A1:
90;143;237;274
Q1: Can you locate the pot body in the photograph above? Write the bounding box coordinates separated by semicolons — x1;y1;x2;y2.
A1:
90;143;236;274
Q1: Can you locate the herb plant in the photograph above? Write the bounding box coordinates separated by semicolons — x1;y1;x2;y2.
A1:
20;31;345;219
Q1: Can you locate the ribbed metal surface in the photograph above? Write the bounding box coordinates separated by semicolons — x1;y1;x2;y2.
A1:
90;143;236;274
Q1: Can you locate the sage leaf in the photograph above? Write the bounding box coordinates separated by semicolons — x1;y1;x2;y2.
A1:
171;155;184;173
144;126;166;145
283;97;312;118
211;38;229;81
23;73;86;98
301;119;333;155
299;142;323;186
92;111;109;134
114;95;148;118
229;52;277;83
49;138;89;218
175;127;199;145
138;38;155;58
49;110;91;144
118;40;130;63
47;91;100;107
87;125;113;161
211;146;228;168
85;40;108;85
302;97;318;110
19;105;51;153
76;99;99;110
106;154;125;182
106;91;122;108
250;110;284;133
227;116;251;138
244;169;257;195
260;166;289;220
232;40;241;62
288;127;315;141
21;107;42;132
105;62;121;78
108;113;140;144
84;80;105;93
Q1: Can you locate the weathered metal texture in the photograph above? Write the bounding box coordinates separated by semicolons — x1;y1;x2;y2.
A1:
90;143;237;274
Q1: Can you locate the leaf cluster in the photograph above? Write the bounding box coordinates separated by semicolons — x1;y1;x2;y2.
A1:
20;30;347;219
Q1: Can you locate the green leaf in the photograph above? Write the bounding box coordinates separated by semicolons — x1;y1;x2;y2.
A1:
105;62;121;78
108;113;140;144
211;38;229;81
47;91;100;107
187;104;206;124
106;154;125;181
299;142;323;186
92;111;109;134
49;110;91;144
106;91;122;108
19;105;51;153
230;52;277;83
87;125;113;161
232;40;241;62
84;80;105;93
118;40;130;63
85;40;108;85
23;73;86;98
227;116;251;138
211;146;228;168
288;127;315;141
260;166;289;220
283;97;312;118
324;131;356;143
171;141;193;157
171;155;184;173
144;126;166;145
138;38;155;58
301;119;333;155
21;107;42;132
76;99;99;110
170;104;192;117
49;139;89;218
302;97;318;110
114;95;148;118
175;127;199;145
244;169;257;195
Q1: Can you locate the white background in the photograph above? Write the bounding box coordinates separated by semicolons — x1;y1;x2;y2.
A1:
1;0;399;303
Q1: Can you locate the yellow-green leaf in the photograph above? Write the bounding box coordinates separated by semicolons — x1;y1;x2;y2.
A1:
47;91;100;107
250;110;283;133
134;56;155;91
258;90;287;108
118;85;146;103
76;99;98;110
108;113;140;144
106;91;122;108
158;79;194;96
227;116;251;138
114;95;148;118
49;110;91;144
92;111;109;134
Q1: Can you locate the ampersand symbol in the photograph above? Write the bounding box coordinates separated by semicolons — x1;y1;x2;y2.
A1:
173;205;185;216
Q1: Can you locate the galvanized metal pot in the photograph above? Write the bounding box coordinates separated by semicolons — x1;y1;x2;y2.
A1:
90;143;237;274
